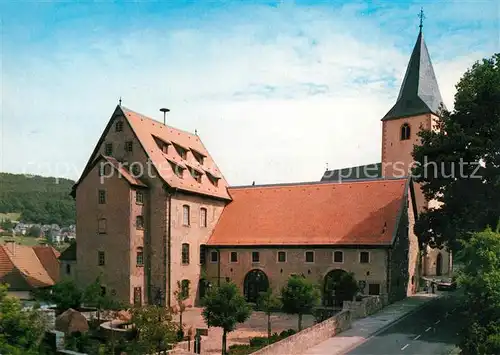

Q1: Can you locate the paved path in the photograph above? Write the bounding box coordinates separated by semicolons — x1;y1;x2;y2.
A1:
347;294;462;354
303;292;441;355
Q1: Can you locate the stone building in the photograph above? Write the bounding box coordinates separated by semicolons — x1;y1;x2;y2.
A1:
71;26;451;307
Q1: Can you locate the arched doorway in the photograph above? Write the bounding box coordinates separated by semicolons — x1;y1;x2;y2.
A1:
243;269;269;303
436;253;443;276
323;269;357;308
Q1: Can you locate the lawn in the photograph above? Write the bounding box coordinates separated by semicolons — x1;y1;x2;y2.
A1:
0;212;21;222
0;235;46;247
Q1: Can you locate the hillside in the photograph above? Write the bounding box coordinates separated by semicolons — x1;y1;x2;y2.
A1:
0;173;75;226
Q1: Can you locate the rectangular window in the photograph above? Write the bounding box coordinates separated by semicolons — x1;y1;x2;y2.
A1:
136;191;144;204
368;283;380;295
115;121;123;132
200;245;206;265
98;218;107;234
136;216;144;230
98;251;105;266
183;205;190;226
252;251;260;263
305;251;314;263
98;190;106;204
181;280;190;298
182;243;190;265
333;251;344;263
125;141;133;152
200;208;207;228
360;251;370;264
105;143;113;156
230;251;238;263
210;251;218;263
277;251;286;263
136;248;144;266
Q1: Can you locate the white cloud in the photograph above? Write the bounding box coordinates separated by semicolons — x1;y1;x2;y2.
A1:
1;2;496;185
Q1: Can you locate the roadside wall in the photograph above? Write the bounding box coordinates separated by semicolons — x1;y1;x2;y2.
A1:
343;295;386;319
250;310;351;355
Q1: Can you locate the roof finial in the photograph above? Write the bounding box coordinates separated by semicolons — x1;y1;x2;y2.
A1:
418;7;425;33
326;162;329;171
195;129;198;135
119;96;122;106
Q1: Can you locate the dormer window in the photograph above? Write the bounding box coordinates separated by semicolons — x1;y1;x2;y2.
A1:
173;143;188;159
206;172;220;187
189;167;202;183
400;123;411;140
191;150;205;165
105;143;113;156
115;121;124;132
153;136;170;154
169;161;185;179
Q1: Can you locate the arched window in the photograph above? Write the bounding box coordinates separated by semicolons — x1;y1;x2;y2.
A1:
183;205;190;226
400;123;411;140
182;243;190;264
200;207;207;228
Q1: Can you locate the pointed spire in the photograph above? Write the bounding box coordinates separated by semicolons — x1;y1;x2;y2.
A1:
382;24;445;121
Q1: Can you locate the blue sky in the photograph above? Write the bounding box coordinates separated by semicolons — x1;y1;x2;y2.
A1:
1;0;499;185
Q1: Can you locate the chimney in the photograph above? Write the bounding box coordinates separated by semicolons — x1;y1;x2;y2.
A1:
160;108;170;125
5;240;16;255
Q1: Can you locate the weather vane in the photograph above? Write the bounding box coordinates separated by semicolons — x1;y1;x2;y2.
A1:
418;7;425;33
119;96;122;106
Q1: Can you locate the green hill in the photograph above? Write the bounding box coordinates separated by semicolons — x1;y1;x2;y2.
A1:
0;173;75;226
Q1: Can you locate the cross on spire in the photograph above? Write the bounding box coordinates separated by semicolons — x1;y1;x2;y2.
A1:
418;7;425;33
119;96;122;106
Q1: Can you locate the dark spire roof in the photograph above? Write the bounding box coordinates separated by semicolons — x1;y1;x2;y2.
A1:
382;31;445;121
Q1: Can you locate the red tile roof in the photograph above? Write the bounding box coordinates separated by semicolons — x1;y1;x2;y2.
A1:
101;155;147;188
121;107;231;200
207;179;408;246
0;243;59;290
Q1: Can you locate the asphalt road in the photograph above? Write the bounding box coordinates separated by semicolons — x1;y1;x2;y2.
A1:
346;293;463;355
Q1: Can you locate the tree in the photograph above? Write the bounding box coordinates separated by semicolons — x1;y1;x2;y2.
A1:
130;305;177;354
457;228;500;354
0;219;14;230
323;271;358;307
173;280;190;340
412;53;500;250
257;288;282;343
42;279;83;310
0;284;47;354
201;281;252;355
281;275;320;331
27;225;42;238
83;275;124;324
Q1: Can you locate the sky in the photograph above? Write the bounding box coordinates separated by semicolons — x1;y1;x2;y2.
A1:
0;0;499;186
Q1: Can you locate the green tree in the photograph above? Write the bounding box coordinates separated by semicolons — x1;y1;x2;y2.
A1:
281;275;320;331
323;271;358;306
0;284;47;354
83;275;124;324
35;279;83;310
173;280;190;340
457;228;500;354
412;53;500;250
201;281;252;355
129;305;177;354
0;219;14;230
257;288;282;343
27;225;42;238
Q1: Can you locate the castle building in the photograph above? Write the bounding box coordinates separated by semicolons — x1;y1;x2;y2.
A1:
69;26;451;307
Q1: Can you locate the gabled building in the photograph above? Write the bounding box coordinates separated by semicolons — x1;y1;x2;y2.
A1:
72;106;231;307
0;242;60;299
72;25;451;307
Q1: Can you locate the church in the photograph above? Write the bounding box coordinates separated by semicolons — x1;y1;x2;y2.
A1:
65;25;451;308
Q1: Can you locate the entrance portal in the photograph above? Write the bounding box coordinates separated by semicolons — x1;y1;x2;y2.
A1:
243;269;269;303
323;269;356;308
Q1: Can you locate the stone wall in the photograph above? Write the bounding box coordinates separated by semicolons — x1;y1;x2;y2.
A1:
343;295;386;319
251;310;351;355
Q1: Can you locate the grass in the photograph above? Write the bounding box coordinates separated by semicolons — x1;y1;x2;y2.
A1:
0;212;21;222
0;235;47;247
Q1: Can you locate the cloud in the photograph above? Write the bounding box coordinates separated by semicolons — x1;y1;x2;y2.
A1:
1;1;497;185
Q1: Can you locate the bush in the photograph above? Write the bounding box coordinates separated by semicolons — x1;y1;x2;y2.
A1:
248;337;268;347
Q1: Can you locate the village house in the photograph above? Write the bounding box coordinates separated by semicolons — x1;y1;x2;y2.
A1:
68;26;451;307
0;241;60;299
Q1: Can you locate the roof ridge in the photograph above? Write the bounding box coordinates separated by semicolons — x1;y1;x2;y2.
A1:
229;177;406;190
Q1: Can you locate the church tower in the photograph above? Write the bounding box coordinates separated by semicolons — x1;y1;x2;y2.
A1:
381;19;451;278
381;24;445;212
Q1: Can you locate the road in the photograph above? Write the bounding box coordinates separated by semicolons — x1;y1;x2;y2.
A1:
346;293;463;355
